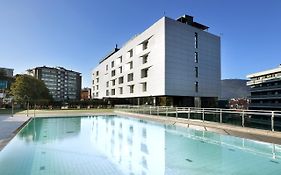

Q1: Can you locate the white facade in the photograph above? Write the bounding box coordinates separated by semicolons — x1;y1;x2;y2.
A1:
92;15;220;101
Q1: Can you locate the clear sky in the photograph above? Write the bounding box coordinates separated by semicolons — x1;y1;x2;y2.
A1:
1;0;281;87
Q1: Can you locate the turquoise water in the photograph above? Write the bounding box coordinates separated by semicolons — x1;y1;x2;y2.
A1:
0;116;281;175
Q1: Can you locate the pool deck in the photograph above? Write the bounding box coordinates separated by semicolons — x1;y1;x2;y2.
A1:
0;114;30;151
1;110;281;151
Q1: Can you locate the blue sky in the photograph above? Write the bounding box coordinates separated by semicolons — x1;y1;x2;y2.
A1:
1;0;281;87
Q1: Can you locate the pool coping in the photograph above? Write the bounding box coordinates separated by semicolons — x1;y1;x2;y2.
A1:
115;111;281;145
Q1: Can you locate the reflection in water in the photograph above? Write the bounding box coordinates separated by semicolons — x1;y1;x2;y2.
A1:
18;117;81;143
90;117;165;175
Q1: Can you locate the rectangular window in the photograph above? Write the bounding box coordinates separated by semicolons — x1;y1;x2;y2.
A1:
112;79;116;86
195;67;198;78
127;73;134;82
142;82;147;92
96;71;99;76
119;87;123;94
119;76;124;84
129;85;134;93
142;40;148;50
195;52;198;63
96;78;99;83
111;61;114;68
106;90;109;96
142;54;148;64
128;49;133;58
116;56;122;65
111;89;115;95
129;61;133;69
119;66;122;73
93;86;95;91
92;80;94;85
111;70;116;77
106;81;109;87
195;32;198;48
106;65;108;71
195;81;198;92
141;68;148;78
96;92;99;97
96;85;99;90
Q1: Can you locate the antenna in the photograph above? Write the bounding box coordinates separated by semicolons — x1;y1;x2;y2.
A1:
163;11;166;16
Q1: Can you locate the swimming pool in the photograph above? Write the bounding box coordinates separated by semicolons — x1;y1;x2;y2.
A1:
0;115;280;175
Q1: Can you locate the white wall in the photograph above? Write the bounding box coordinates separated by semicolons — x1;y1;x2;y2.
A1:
164;17;221;97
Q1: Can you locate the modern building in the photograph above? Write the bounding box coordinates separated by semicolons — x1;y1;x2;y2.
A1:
0;67;14;77
81;88;92;100
247;65;281;110
92;15;221;107
27;66;81;101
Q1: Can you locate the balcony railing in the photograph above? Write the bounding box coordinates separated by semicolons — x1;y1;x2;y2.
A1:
250;84;281;92
250;94;281;99
115;105;281;132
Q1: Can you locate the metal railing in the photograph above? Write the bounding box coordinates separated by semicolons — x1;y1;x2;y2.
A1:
115;105;281;132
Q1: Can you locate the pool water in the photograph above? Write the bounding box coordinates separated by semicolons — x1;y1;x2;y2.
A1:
0;116;280;175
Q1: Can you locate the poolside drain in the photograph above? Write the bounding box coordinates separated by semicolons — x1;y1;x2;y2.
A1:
228;148;235;152
185;158;193;162
40;166;45;170
66;131;74;134
270;160;279;164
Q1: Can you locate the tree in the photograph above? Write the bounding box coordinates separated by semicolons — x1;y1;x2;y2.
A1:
10;75;52;105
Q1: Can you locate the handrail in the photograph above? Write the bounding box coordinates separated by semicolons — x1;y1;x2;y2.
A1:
115;105;281;131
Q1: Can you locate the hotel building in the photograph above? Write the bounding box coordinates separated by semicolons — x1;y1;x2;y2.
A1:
27;66;81;101
92;15;221;107
247;65;281;110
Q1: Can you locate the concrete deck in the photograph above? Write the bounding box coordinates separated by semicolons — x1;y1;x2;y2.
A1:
116;111;281;145
0;115;30;151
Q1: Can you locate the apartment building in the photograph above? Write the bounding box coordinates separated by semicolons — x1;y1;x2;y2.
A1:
247;65;281;110
81;88;92;100
27;66;81;101
92;15;221;107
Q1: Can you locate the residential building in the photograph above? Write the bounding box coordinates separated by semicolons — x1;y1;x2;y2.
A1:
92;15;221;107
0;67;14;105
27;66;81;101
247;65;281;110
81;88;92;100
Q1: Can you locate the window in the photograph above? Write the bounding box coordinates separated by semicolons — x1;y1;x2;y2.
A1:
96;85;99;90
143;40;148;50
106;65;108;71
93;86;95;91
111;61;114;68
96;92;99;97
116;56;122;65
142;82;147;92
127;73;134;82
195;67;198;78
195;32;198;48
195;52;198;63
96;71;99;76
141;68;148;78
119;76;124;84
96;78;99;83
195;81;198;92
119;66;122;73
106;90;109;96
119;87;123;94
111;70;116;77
112;79;116;86
111;89;115;95
129;61;133;69
142;54;148;64
128;49;133;58
92;80;94;85
106;81;109;87
129;85;134;93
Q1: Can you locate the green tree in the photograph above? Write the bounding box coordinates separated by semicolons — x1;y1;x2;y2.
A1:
10;75;52;104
